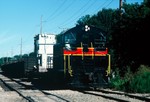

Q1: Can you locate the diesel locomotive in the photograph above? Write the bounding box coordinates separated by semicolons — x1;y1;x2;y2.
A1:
50;25;111;87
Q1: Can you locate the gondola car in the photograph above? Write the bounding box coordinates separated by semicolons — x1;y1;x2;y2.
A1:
50;25;111;87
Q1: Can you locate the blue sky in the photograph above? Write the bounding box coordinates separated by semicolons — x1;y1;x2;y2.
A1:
0;0;143;57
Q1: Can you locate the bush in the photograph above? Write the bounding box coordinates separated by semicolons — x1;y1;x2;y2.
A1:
129;65;150;93
109;69;124;90
109;65;150;93
110;67;133;91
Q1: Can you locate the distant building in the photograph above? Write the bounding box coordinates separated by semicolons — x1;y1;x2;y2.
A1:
34;33;56;72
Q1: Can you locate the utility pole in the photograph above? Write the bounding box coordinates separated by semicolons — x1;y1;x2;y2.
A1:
6;52;8;63
40;15;43;34
11;47;13;58
119;0;122;11
118;0;123;64
119;0;123;16
20;38;22;58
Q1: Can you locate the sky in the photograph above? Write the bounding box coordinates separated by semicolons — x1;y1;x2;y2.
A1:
0;0;143;58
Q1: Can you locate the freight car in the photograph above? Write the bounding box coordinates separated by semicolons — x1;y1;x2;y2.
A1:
1;56;37;78
48;25;111;87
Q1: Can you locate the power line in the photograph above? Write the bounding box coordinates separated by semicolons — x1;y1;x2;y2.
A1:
105;0;114;8
59;0;96;27
43;0;76;32
44;1;112;34
88;0;109;14
43;0;92;33
45;0;68;21
57;0;114;28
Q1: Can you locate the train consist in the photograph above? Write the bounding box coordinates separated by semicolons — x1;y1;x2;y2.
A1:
1;25;111;87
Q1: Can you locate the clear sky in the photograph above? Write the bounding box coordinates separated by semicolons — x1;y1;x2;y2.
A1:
0;0;143;58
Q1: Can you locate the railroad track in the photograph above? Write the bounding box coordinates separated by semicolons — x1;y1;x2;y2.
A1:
68;84;150;102
95;88;150;102
76;89;150;102
0;73;149;102
0;74;68;102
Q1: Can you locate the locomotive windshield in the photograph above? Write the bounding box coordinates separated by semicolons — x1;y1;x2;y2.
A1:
64;32;76;44
64;32;76;50
57;25;107;51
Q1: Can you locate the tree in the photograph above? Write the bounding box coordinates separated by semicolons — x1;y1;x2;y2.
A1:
29;52;36;57
111;1;150;71
75;1;150;72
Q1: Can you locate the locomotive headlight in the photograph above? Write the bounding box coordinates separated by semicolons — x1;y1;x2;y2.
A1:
85;25;90;32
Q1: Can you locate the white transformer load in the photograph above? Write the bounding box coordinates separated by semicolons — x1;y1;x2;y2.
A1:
34;33;56;72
